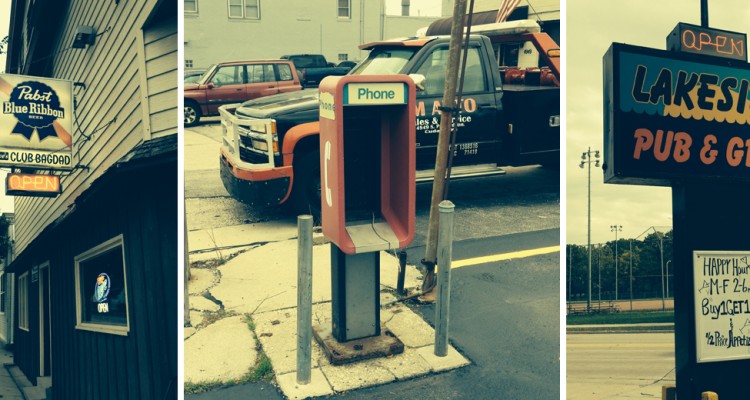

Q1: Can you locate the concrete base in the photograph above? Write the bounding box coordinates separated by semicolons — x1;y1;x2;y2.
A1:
313;324;404;366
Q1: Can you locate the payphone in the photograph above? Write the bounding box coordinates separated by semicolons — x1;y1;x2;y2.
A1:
318;75;415;342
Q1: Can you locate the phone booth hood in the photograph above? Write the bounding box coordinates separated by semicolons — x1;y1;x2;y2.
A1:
318;74;416;254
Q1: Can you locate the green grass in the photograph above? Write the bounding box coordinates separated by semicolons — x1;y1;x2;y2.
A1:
247;352;273;382
184;314;275;395
567;310;674;325
184;380;224;394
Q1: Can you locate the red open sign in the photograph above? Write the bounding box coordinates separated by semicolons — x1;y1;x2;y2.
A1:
6;173;61;197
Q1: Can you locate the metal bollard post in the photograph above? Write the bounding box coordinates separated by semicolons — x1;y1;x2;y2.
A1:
435;200;455;357
296;215;313;384
397;250;407;296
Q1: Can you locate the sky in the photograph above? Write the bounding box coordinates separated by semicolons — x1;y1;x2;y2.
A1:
0;0;9;72
565;0;750;245
0;1;13;212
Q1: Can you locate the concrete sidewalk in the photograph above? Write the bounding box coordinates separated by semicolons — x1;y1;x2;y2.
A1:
185;226;469;399
0;348;27;399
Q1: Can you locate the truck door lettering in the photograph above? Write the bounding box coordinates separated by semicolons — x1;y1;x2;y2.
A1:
431;101;442;115
424;98;478;115
415;101;426;117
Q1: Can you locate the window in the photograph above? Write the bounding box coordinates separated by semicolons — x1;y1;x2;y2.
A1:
277;64;293;81
211;65;244;86
0;272;5;313
185;0;198;13
338;53;348;61
228;0;260;19
498;43;521;67
18;272;28;331
414;46;486;96
352;48;417;75
75;235;129;335
338;0;350;18
247;64;275;83
185;59;194;68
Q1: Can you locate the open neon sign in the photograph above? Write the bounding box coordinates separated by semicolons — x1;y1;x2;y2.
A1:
668;22;747;61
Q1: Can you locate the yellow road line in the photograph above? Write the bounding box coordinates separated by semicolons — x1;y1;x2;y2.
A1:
452;245;560;269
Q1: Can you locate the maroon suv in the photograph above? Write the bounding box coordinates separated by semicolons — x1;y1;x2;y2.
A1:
184;60;302;126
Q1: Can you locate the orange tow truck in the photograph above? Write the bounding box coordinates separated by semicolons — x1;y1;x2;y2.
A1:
219;20;560;215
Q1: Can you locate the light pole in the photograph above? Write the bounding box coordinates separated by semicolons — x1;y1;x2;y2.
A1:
629;239;633;311
611;225;622;301
598;244;602;303
666;260;672;299
568;246;572;304
658;232;665;311
632;226;672;309
580;148;600;312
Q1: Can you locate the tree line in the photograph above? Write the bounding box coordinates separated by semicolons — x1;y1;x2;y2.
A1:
566;230;673;302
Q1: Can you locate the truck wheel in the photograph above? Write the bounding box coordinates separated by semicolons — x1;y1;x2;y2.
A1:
185;101;201;127
290;151;322;218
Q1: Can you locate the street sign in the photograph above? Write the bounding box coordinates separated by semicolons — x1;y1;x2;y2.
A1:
693;251;750;363
0;74;74;170
603;43;750;185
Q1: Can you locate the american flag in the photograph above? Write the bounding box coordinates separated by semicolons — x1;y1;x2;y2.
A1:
496;0;523;23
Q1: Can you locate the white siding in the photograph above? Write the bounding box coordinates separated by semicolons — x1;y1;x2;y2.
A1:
144;18;178;138
14;0;177;254
184;0;440;68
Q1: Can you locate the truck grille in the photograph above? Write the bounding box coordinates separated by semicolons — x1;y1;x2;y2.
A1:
219;105;276;168
239;147;269;164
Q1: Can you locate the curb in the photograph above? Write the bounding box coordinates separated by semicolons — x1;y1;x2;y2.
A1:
567;323;674;334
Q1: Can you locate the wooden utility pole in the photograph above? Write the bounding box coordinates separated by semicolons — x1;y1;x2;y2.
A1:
421;0;468;299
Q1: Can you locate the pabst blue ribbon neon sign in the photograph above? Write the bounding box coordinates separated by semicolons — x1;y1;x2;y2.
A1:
2;81;66;142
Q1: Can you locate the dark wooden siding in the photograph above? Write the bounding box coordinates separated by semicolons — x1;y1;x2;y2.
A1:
12;161;176;400
13;268;39;385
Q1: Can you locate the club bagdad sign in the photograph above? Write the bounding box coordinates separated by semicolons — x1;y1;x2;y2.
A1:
603;43;750;185
0;74;73;170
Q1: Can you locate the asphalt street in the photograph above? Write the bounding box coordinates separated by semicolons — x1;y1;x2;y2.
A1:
185;119;560;237
185;121;561;399
187;228;560;400
566;332;676;399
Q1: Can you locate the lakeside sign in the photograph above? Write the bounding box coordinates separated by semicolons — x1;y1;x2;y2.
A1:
0;74;74;170
604;20;750;399
603;43;750;185
693;251;750;363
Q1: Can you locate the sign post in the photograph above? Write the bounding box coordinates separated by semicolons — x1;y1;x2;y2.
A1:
604;23;750;399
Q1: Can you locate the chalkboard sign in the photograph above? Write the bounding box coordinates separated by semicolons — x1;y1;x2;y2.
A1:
694;251;750;363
